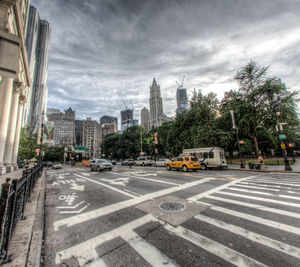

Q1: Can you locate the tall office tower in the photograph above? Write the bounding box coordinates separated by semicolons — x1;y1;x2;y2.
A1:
141;107;149;130
100;115;118;127
149;78;169;128
25;6;51;133
176;86;188;114
0;0;31;174
48;108;75;146
121;108;136;131
83;118;101;158
75;120;83;146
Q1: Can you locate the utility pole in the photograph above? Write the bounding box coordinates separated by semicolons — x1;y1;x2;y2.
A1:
230;110;245;168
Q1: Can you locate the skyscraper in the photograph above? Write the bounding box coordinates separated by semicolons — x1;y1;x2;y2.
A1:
121;108;137;131
176;86;188;114
141;107;149;130
100;115;118;127
25;6;51;134
149;78;169;128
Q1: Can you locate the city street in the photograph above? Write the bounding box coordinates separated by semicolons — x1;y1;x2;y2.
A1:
43;165;300;266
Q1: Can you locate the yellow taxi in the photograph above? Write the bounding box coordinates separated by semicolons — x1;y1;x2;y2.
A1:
165;156;201;172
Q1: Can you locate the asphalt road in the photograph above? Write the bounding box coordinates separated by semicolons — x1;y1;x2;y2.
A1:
43;164;300;266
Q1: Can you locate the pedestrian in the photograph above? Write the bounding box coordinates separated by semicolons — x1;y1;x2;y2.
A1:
257;155;266;168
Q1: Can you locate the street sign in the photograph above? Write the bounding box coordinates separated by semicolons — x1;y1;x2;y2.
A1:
279;134;287;140
281;144;286;149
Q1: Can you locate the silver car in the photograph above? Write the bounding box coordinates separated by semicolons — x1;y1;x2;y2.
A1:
91;159;113;172
153;158;171;167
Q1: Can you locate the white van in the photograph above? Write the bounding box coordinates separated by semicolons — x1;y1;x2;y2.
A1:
135;156;153;166
182;147;228;170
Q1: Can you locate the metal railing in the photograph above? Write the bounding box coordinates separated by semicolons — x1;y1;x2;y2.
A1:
0;165;43;264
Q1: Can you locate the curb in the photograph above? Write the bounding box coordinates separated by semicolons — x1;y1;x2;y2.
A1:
227;168;300;174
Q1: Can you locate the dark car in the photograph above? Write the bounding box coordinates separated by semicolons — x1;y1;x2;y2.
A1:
110;159;117;165
44;161;53;167
121;159;135;166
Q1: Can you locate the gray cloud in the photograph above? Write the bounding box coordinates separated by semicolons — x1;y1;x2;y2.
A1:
32;0;300;122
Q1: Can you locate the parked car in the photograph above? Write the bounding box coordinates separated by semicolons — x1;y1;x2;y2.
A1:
52;162;62;169
135;156;153;166
165;156;201;172
121;159;135;166
44;161;53;167
110;159;117;165
91;159;113;171
153;158;171;167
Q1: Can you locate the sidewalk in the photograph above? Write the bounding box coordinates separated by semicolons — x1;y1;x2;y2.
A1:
1;168;45;267
227;159;300;173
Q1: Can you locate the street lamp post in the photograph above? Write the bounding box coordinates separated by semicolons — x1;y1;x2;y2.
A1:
39;110;45;164
230;110;245;168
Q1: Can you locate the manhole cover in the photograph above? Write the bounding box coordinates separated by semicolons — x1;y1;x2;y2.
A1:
159;201;185;212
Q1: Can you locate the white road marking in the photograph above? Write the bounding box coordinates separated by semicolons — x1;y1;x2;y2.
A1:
164;224;267;267
85;258;107;267
70;182;85;191
204;195;300;219
80;172;91;176
121;230;178;266
239;182;300;192
100;177;130;186
123;189;141;196
58;203;90;214
227;187;300;201
217;191;300;208
232;184;279;192
248;180;300;187
74;174;137;198
195;201;300;236
53;177;212;230
187;175;257;202
57;200;85;209
194;213;300;259
112;171;179;186
55;214;159;265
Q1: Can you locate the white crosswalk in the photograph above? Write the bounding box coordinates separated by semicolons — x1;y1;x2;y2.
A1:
53;175;300;266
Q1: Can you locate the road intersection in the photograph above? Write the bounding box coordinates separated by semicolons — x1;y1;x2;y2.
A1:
43;165;300;266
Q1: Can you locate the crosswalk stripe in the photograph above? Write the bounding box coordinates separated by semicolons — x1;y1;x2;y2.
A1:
232;184;279;192
226;187;300;201
121;230;178;266
217;191;300;208
194;214;300;259
247;180;300;187
239;182;300;192
164;224;267;267
195;201;300;236
55;214;159;265
251;178;300;184
204;196;300;219
187;175;257;202
54;177;212;230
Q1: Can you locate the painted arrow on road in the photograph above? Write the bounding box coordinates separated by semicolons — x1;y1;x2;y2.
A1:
70;183;85;191
57;201;90;214
100;178;130;186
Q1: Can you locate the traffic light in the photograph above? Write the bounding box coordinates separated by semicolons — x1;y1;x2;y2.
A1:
154;133;158;144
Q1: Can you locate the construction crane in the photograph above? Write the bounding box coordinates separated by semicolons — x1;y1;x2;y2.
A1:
123;99;128;109
176;75;185;89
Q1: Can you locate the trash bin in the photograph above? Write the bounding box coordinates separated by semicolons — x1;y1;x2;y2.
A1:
255;163;261;170
248;163;254;169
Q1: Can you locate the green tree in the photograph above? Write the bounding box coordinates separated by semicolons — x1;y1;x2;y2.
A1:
234;60;299;156
18;126;38;160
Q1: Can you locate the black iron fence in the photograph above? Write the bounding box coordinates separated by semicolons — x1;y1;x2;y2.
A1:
0;165;43;264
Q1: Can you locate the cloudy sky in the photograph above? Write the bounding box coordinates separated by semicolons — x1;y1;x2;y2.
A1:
31;0;300;123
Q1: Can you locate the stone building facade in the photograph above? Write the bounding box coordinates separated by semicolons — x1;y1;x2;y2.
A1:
149;78;170;129
47;108;75;147
0;0;31;174
83;118;101;158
